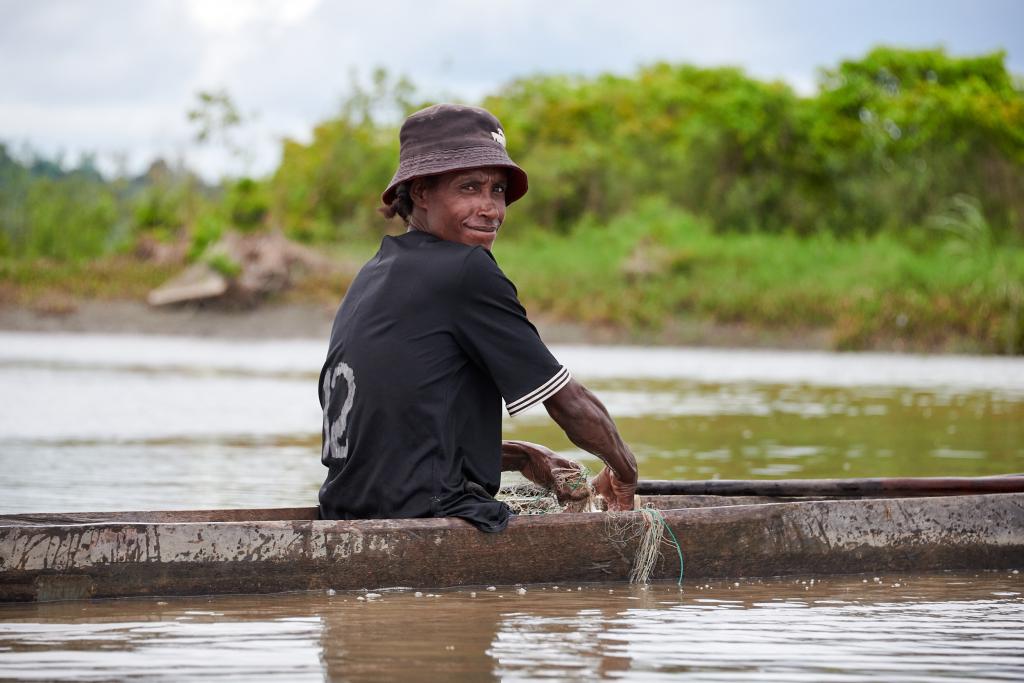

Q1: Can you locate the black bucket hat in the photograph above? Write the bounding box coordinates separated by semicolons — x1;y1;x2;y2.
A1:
382;104;529;206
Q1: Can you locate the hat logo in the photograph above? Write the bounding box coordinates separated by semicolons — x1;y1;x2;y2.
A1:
491;129;506;148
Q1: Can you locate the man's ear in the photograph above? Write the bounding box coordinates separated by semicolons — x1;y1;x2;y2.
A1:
409;178;432;209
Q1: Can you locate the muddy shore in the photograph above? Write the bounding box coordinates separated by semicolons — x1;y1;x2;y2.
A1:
0;299;839;350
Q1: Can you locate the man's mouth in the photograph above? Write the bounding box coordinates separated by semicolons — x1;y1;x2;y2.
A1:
466;224;499;233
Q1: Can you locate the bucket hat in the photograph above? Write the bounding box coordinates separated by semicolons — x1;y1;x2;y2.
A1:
382;104;528;206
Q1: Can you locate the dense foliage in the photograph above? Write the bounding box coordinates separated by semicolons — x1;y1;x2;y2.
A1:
496;198;1024;355
2;47;1020;255
270;47;1023;241
0;146;120;260
2;47;1022;352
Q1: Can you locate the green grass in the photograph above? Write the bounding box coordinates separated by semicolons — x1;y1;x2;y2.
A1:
494;198;1024;354
0;256;180;309
3;206;1022;354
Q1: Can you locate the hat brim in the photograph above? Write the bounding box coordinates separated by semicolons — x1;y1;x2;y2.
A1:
381;146;528;206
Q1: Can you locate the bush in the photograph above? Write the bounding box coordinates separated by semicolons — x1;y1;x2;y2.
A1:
265;48;1022;243
269;70;417;242
132;185;183;237
226;177;269;231
496;198;1024;353
187;212;226;261
1;145;122;261
16;176;120;261
204;251;241;278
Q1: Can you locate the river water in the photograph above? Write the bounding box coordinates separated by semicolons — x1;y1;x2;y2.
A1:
1;331;1023;681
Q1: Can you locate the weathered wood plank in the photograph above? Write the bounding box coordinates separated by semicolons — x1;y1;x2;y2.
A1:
637;475;1024;497
0;498;790;527
0;507;319;527
1;493;1021;603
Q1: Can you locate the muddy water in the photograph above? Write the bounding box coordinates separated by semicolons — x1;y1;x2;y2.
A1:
1;332;1023;680
0;332;1021;512
1;574;1022;681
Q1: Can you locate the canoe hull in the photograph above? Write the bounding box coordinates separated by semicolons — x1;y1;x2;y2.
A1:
2;493;1023;603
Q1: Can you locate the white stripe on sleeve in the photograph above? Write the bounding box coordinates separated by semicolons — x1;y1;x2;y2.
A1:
506;366;572;416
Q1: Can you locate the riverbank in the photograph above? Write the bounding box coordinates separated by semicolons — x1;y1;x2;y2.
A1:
500;202;1024;356
0;297;981;354
2;202;1021;354
0;297;838;349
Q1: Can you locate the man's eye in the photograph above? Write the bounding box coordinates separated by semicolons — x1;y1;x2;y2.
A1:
462;183;478;191
493;185;506;194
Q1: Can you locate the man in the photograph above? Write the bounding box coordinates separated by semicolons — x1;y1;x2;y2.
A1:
318;103;637;532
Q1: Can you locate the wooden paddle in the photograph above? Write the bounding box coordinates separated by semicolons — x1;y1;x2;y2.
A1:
635;474;1024;497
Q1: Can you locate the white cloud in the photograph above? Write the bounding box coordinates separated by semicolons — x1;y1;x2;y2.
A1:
1;0;1020;180
184;0;321;33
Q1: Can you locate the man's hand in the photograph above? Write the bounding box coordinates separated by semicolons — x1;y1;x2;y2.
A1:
502;440;591;507
592;466;636;511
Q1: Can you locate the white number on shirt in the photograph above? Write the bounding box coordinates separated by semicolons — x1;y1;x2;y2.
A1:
322;362;356;463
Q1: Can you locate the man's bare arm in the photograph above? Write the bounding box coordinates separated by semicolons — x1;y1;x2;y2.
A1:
543;379;638;510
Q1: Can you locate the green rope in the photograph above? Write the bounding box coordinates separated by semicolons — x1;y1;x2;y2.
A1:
651;508;685;587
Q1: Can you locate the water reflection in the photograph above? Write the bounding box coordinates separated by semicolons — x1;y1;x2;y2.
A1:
507;383;1024;480
318;592;502;682
3;335;1023;681
0;605;324;681
1;574;1022;681
1;332;1022;513
0;441;323;513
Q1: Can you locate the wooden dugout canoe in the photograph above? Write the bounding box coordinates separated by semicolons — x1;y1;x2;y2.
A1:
2;490;1022;603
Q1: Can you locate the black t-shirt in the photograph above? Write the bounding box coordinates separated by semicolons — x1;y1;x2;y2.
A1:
318;230;569;532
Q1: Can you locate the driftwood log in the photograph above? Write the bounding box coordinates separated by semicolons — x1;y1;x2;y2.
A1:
147;231;339;307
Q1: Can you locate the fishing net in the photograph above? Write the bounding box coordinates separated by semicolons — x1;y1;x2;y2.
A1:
495;480;565;515
605;508;674;585
496;464;683;585
496;463;598;514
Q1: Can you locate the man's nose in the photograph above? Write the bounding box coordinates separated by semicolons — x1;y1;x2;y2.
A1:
477;194;500;219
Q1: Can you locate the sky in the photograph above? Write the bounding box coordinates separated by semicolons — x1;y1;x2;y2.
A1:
1;0;1021;180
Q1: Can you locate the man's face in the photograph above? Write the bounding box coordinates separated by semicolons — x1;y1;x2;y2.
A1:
414;168;508;250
